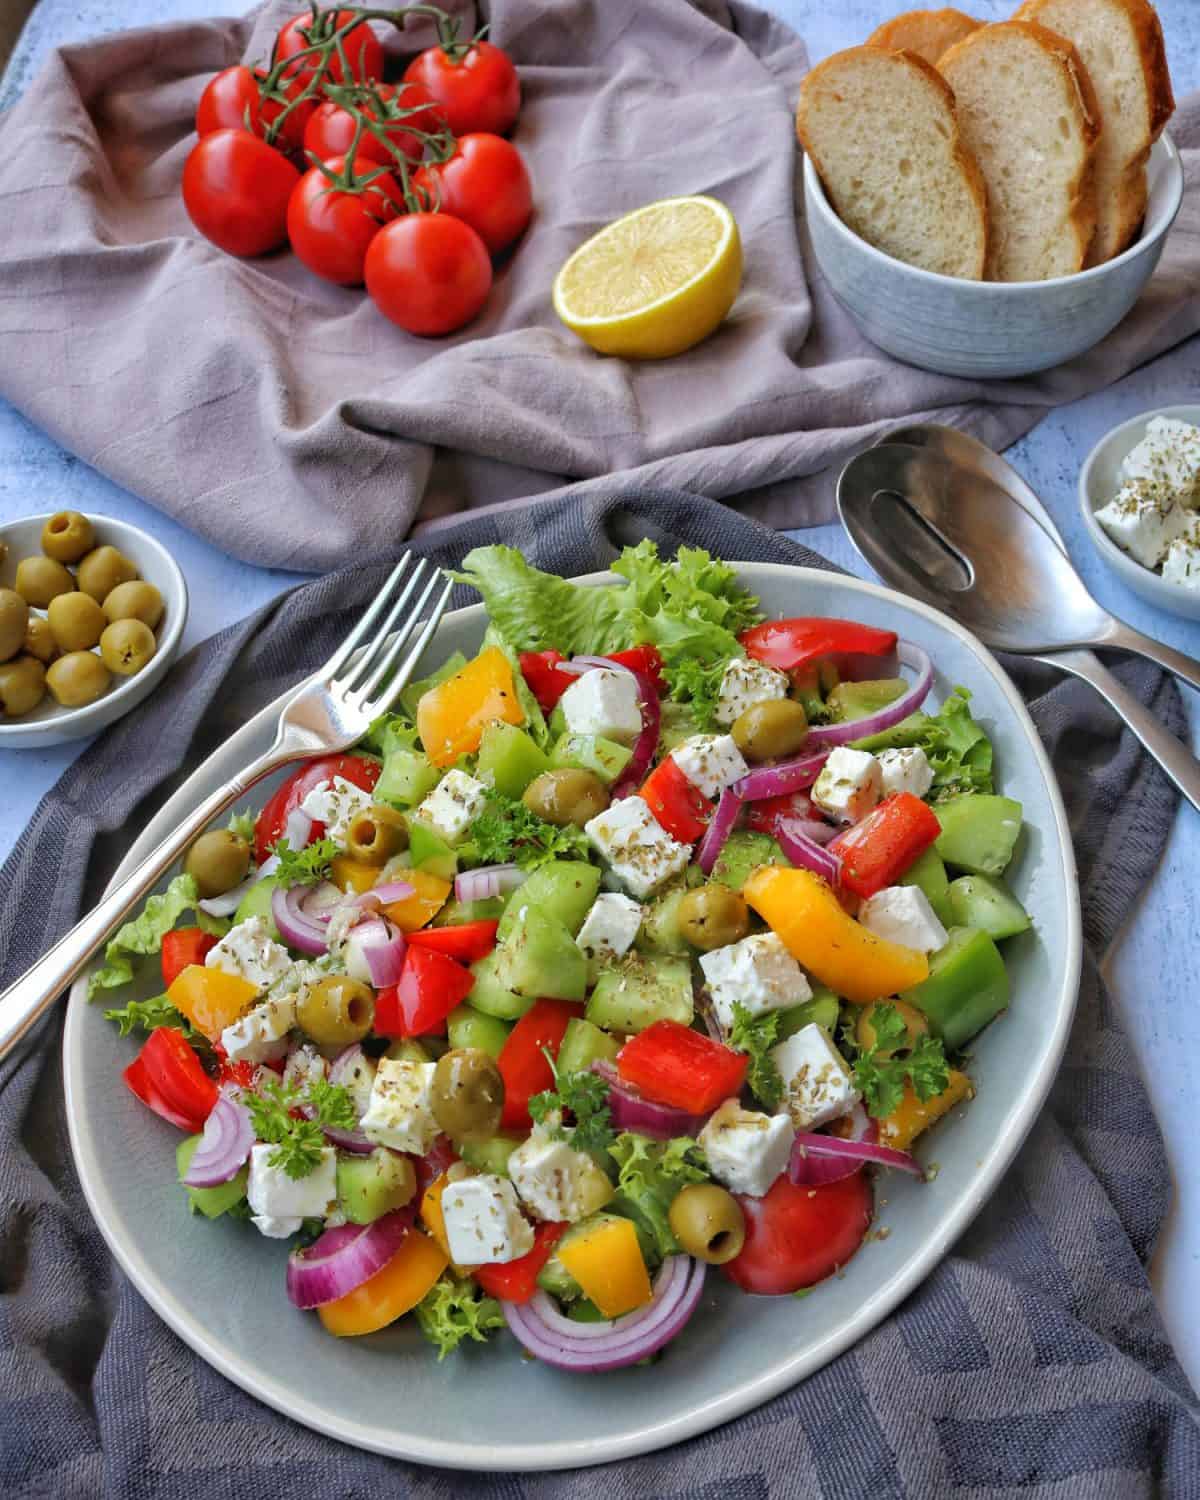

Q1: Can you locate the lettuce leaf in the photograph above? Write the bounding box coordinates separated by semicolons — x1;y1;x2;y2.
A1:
607;1132;709;1260
415;1275;505;1359
481;622;550;747
87;873;203;999
851;687;994;799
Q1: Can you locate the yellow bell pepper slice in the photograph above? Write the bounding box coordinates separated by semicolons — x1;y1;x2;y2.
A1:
330;855;382;895
419;1172;476;1274
744;866;929;1003
318;1228;447;1337
417;646;524;767
166;964;258;1041
556;1215;652;1319
381;869;452;932
879;1069;973;1152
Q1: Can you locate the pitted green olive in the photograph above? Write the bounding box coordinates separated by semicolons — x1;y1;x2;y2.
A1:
41;511;96;564
100;619;156;676
0;588;28;663
430;1048;505;1142
77;545;138;603
47;591;105;653
676;884;751;950
668;1183;746;1264
0;655;46;716
15;555;75;609
522;768;609;828
297;976;375;1046
102;579;164;630
345;803;409;864
45;651;110;708
185;829;251;898
731;698;810;763
21;615;58;665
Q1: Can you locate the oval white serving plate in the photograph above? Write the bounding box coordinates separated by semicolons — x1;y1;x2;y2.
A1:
63;563;1080;1471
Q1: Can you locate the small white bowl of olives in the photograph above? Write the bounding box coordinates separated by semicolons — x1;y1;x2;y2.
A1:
0;512;188;748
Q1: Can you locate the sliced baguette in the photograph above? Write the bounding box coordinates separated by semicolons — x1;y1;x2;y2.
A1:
938;21;1101;280
867;8;983;65
796;46;988;279
1014;0;1174;263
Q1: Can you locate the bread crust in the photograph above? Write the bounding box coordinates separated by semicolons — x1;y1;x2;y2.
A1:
867;8;983;65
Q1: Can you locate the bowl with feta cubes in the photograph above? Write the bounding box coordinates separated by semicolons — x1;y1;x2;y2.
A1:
63;549;1078;1469
1081;405;1200;620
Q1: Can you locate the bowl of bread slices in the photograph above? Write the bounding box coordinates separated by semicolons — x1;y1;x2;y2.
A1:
797;0;1182;377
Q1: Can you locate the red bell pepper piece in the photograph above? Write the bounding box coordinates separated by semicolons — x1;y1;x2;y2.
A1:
640;759;713;843
474;1222;567;1303
518;650;572;713
497;998;585;1130
407;919;499;963
828;792;942;899
161;927;219;989
253;753;381;863
606;645;665;692
215;1054;259;1092
740;618;897;674
374;946;476;1038
123;1027;218;1133
617;1021;748;1114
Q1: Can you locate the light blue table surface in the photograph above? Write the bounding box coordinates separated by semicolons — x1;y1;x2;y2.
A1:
2;0;1198;1390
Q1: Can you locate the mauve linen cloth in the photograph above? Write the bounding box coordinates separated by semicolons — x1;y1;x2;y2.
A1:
1;489;1199;1496
0;0;1198;569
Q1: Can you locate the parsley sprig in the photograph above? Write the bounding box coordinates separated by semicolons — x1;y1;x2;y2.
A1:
269;836;338;886
470;790;590;870
849;1003;950;1119
528;1052;616;1156
244;1076;358;1179
727;1001;785;1110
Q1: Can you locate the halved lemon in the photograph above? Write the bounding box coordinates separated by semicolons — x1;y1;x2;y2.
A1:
553;196;742;360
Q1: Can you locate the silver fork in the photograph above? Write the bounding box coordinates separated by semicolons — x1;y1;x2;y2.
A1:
0;554;455;1061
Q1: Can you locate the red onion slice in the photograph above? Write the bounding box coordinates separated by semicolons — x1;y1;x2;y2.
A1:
611;670;662;799
735;751;829;803
775;812;840;848
455;864;527;903
272;884;329;956
788;1114;923;1186
359;880;414;906
299;880;345;925
351;918;407;988
804;640;933;748
198;853;281;918
696;787;743;876
182;1088;255;1188
591;1060;710;1140
773;822;842;885
285;1205;416;1309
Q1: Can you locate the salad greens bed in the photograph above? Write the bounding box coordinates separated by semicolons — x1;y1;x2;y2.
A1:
95;544;1032;1370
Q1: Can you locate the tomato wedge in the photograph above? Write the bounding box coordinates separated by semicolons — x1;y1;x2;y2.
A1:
724;1171;872;1295
497;998;584;1130
253;754;380;862
640;760;712;843
407;920;499;963
374;947;476;1038
161;927;219;989
518;650;571;713
741;618;897;674
123;1028;218;1133
474;1222;566;1303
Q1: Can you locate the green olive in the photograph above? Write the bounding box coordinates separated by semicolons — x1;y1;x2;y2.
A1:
184;828;251;899
0;587;29;663
41;510;96;564
14;555;75;609
47;591;105;653
522;768;609;828
430;1048;505;1142
344;803;409;864
102;579;164;630
45;650;111;708
297;976;376;1046
22;615;59;665
76;545;138;603
677;884;751;951
0;655;46;716
99;618;156;676
668;1184;746;1264
731;698;810;763
856;1000;928;1058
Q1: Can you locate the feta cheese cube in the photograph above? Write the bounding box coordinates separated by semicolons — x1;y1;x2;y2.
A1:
560;668;643;746
299;775;375;844
715;656;789;727
671;734;750;801
811;746;882;825
360;1058;439;1155
250;1213;304;1239
412;769;489;846
698;1099;794;1198
877;746;933;800
858;885;948;953
247;1143;337;1230
700;931;812;1029
1095;478;1190;569
219;992;297;1065
205;916;294;994
771;1024;860;1130
441;1174;535;1264
282;1042;329;1093
1162;522;1200;591
576;892;643;959
508;1129;615;1222
585;796;691;898
1122;415;1200;507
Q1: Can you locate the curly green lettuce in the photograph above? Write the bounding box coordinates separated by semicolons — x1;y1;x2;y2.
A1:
607;1133;710;1260
415;1276;505;1359
88;874;209;999
851;687;994;799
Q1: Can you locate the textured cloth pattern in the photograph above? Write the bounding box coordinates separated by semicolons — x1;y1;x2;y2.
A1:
1;487;1198;1497
0;0;1197;568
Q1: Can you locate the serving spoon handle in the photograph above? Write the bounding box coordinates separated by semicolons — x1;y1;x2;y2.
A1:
1095;619;1200;695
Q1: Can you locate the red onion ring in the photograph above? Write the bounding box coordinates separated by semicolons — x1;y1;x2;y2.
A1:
348;917;406;988
285;1205;416;1309
455;864;527;903
298;880;344;925
804;640;933;748
734;750;829;803
272;884;329;956
611;669;662;799
696;787;743;876
357;880;414;906
788;1108;923;1186
181;1088;255;1188
773;822;842;885
591;1060;710;1140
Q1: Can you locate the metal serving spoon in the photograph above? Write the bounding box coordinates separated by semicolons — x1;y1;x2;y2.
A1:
837;429;1200;813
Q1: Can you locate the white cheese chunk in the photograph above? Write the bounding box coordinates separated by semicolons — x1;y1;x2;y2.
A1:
1122;415;1200;507
698;1099;794;1198
1095;478;1190;569
715;656;789;727
585;796;692;898
299;775;374;844
247;1144;337;1227
251;1214;304;1239
858;885;948;954
1162;522;1200;591
441;1174;535;1264
700;931;812;1029
771;1024;860;1131
360;1058;439;1155
219;992;297;1065
508;1129;614;1223
205;916;294;995
560;668;643;746
412;769;489;846
576;892;643;959
811;746;882;825
671;733;750;801
876;746;933;800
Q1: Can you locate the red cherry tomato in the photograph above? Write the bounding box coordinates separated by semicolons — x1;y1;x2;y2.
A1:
161;927;219;989
195;65;315;154
287;155;404;286
724;1172;873;1296
276;9;383;85
303;82;443;167
374;947;476;1037
123;1028;218;1134
365;213;492;337
182;129;300;257
403;40;520;137
253;754;381;863
414;133;532;255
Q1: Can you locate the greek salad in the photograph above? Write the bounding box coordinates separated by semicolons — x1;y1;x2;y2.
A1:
94;544;1031;1369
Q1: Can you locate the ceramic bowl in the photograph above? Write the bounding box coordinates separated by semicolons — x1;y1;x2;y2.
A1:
1078;403;1200;621
0;512;188;747
803;132;1184;379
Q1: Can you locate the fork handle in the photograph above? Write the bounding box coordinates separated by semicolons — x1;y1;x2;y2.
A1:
0;742;300;1062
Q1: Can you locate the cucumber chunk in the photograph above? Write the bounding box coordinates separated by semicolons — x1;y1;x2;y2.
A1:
234;875;281;939
775;985;840;1040
636;886;691;957
497;861;601;940
446;1003;512;1059
467;950;535;1021
935;795;1023;877
708;831;787;893
901;925;1009;1050
176;1136;249;1220
407;821;458;880
825;678;908;723
336;1148;417;1225
432;896;507;928
899;847;954;927
549;733;633;787
459;1134;523;1177
375;748;440;809
586;954;693;1033
947;874;1031;941
557;1017;620;1076
478;722;550;799
495;904;587;1001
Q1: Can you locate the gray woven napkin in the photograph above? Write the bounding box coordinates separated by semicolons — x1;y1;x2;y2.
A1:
0;0;1198;569
2;487;1198;1497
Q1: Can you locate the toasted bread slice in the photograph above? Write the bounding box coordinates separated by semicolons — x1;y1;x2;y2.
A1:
867;8;983;65
1014;0;1174;263
938;21;1100;280
797;46;988;279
